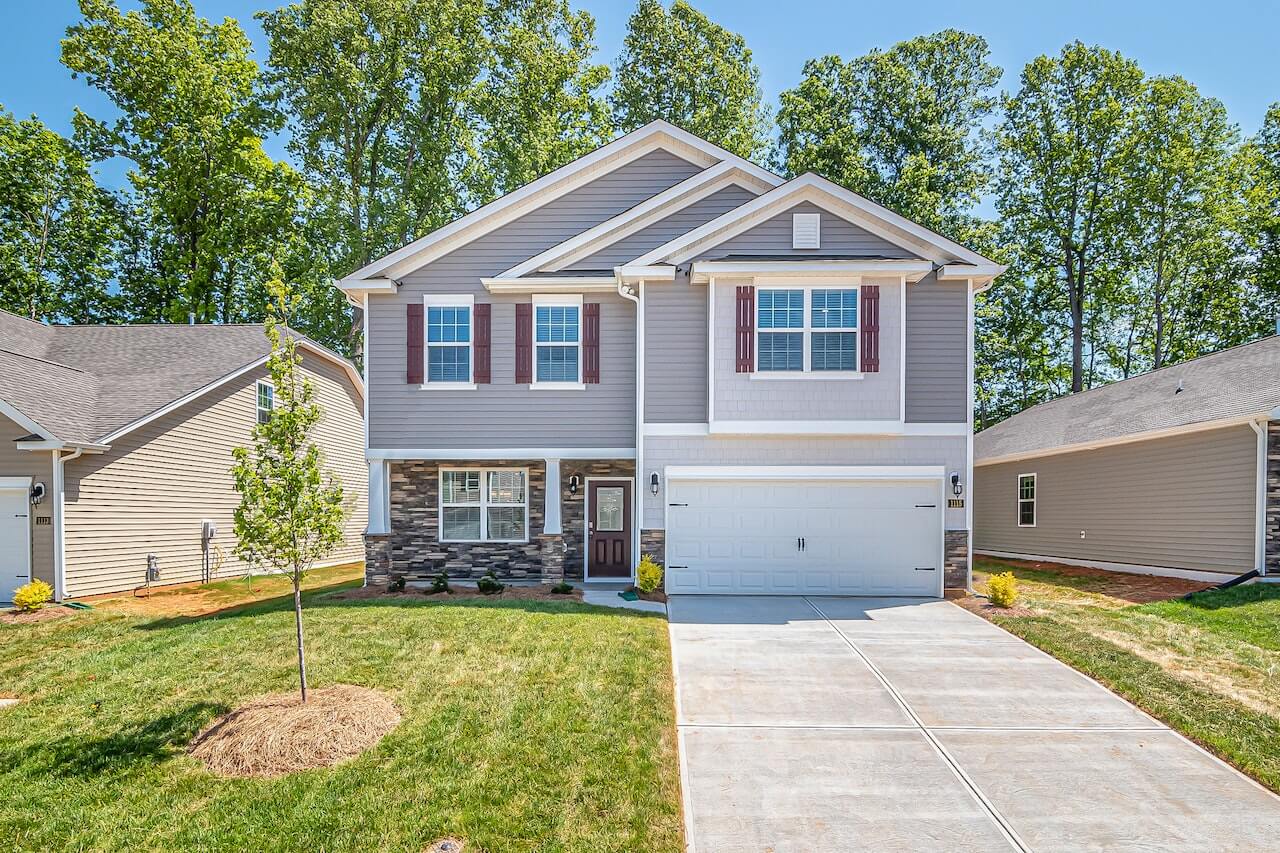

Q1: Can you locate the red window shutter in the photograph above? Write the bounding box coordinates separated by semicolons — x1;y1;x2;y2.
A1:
515;303;533;383
406;303;424;384
473;303;491;383
861;285;880;373
735;286;755;373
583;302;601;383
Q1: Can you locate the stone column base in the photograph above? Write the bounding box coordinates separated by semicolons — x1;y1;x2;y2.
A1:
944;530;970;590
539;534;566;585
640;529;666;568
365;533;393;586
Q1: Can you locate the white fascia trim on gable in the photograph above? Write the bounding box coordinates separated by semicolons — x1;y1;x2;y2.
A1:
0;399;59;444
690;260;933;283
367;447;637;461
334;277;397;304
617;265;675;281
666;464;946;481
338;121;769;285
632;174;998;269
497;161;782;279
482;277;619;294
940;264;1007;291
974;413;1269;468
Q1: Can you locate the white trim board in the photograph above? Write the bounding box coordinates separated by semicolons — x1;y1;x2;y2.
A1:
642;422;968;437
367;448;637;461
665;464;946;481
975;550;1242;585
0;399;59;444
690;260;933;282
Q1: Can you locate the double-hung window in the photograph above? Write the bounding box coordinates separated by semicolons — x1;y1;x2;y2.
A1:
757;285;859;373
533;294;582;387
1017;474;1036;527
440;468;528;542
255;381;274;425
425;295;473;387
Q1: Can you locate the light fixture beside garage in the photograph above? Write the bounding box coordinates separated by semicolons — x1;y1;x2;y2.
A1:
30;482;45;505
649;471;660;496
950;473;963;497
568;474;581;497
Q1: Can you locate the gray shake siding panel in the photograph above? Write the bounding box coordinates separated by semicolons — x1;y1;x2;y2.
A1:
974;425;1258;574
701;202;915;259
569;184;759;270
645;280;708;423
367;150;700;450
905;273;967;422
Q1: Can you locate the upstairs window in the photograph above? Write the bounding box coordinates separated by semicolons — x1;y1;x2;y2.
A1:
425;295;473;386
757;286;859;373
255;381;274;425
534;295;582;386
1018;474;1037;527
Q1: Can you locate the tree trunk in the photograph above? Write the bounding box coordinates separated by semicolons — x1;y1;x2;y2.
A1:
294;574;308;703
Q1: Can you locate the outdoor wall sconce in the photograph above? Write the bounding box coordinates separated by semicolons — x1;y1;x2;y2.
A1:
568;474;581;497
650;471;660;496
950;472;963;497
30;482;45;505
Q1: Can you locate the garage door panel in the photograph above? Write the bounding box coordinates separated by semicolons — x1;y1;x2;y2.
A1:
666;476;942;597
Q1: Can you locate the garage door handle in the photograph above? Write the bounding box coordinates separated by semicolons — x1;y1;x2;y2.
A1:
668;502;688;507
669;565;689;569
915;566;936;571
915;504;936;508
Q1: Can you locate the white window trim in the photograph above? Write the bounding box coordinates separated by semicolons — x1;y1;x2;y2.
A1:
438;467;530;544
423;293;476;391
1017;473;1037;528
531;293;585;390
255;380;274;424
755;283;861;375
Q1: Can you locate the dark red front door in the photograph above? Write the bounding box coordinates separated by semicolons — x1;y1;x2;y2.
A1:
588;480;631;578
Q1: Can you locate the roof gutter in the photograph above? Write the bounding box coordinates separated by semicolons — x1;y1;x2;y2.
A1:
1251;418;1269;576
52;446;86;602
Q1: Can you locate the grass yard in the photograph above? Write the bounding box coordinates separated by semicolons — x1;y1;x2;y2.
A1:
0;573;683;852
970;556;1280;793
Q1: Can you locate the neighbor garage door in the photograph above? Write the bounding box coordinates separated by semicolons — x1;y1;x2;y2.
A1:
664;474;943;596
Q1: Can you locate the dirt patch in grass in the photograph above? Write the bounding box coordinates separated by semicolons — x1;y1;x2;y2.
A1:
954;596;1038;619
1;606;76;625
977;556;1213;603
190;685;400;779
329;585;584;603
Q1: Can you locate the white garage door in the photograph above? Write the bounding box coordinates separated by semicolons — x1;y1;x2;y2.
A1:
665;476;943;596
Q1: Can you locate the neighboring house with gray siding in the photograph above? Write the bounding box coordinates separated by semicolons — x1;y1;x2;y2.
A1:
339;121;1003;597
974;336;1280;581
0;310;367;602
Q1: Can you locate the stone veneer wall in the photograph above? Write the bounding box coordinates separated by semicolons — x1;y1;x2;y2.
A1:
944;529;970;590
640;529;666;568
1268;423;1280;575
365;458;634;586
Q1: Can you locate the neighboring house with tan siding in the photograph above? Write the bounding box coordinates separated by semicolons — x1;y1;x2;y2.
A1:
0;309;366;602
974;336;1280;582
337;121;1004;598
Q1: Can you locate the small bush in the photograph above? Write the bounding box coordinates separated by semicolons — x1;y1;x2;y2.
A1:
549;581;573;595
987;571;1019;608
387;576;406;593
12;580;53;612
636;554;663;594
477;570;504;595
429;573;450;594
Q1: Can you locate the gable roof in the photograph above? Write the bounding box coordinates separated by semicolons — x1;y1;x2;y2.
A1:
0;309;361;447
974;336;1280;465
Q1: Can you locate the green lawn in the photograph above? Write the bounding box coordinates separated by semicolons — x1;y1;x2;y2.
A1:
0;579;683;852
973;556;1280;792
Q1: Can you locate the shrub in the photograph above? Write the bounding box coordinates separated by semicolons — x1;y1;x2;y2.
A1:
987;571;1019;608
477;570;504;595
430;573;450;594
549;581;573;595
12;580;53;612
387;576;406;593
636;554;663;594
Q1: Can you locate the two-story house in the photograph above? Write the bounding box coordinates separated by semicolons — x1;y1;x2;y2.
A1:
337;122;1002;596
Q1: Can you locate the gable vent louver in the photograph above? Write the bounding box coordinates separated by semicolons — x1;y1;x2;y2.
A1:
792;213;821;249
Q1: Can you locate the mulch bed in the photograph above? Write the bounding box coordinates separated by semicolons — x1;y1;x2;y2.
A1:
1;606;76;625
328;585;584;603
982;556;1215;604
189;685;400;779
954;596;1038;619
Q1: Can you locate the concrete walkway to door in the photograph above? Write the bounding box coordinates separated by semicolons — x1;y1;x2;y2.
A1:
668;595;1280;853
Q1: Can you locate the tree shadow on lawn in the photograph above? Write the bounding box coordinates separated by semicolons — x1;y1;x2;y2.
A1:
6;701;225;779
133;585;664;631
1149;582;1280;612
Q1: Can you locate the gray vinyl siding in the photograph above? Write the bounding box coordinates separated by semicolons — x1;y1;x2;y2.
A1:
62;354;367;598
368;149;701;450
973;425;1258;574
0;416;55;587
905;272;968;422
645;279;708;423
569;184;759;270
699;202;916;259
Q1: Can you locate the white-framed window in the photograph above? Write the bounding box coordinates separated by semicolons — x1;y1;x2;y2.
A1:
439;468;529;542
1017;473;1036;527
533;293;583;389
757;285;859;373
255;381;274;425
425;294;474;388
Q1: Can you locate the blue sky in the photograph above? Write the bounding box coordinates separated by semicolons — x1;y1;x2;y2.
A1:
4;0;1277;187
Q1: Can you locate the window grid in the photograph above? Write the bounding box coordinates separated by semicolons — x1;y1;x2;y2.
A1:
1018;474;1036;527
534;303;581;384
440;468;528;542
756;286;859;373
426;302;472;384
255;382;274;425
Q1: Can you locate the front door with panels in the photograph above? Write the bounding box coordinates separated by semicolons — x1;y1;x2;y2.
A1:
587;480;632;578
1;485;32;602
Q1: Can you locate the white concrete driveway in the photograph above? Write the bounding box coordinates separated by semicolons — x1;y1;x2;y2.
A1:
668;595;1280;853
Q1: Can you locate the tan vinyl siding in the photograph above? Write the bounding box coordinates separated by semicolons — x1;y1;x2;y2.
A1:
62;354;366;598
973;424;1258;574
0;416;55;585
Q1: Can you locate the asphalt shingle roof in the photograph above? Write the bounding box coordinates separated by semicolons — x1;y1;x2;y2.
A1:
975;335;1280;462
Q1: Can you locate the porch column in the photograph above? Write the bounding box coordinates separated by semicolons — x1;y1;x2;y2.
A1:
543;457;562;534
367;461;389;535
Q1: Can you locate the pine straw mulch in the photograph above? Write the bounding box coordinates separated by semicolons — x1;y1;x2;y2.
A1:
978;556;1214;604
189;685;400;779
326;585;584;603
1;605;76;625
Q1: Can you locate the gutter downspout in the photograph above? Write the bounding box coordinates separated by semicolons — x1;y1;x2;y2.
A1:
53;446;86;602
617;274;642;576
1251;418;1268;576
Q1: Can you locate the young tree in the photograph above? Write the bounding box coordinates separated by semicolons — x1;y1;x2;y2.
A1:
610;0;769;159
994;42;1145;393
774;30;1001;237
0;109;121;322
231;277;348;702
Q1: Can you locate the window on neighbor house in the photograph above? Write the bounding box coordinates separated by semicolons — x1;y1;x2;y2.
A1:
1018;474;1036;527
256;381;274;425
